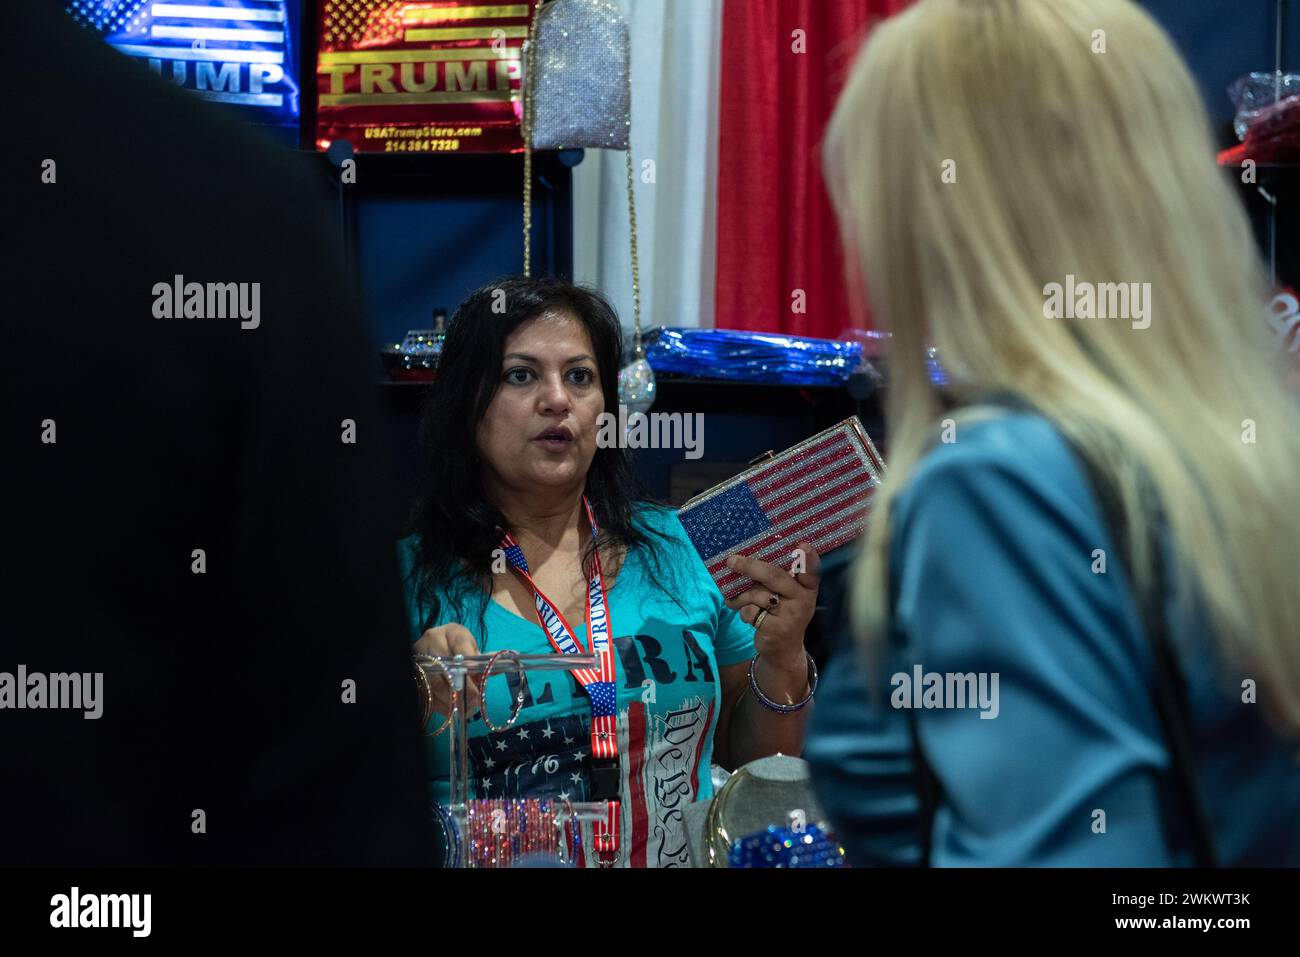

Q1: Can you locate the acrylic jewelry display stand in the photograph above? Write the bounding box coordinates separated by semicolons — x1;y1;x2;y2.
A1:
414;652;611;868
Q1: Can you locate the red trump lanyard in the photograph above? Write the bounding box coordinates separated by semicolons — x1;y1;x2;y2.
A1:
498;497;620;857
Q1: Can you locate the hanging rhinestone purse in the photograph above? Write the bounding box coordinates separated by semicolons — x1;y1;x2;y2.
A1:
528;0;630;151
521;0;654;412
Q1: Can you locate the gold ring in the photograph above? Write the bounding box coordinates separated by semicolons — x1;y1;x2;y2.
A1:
753;609;769;633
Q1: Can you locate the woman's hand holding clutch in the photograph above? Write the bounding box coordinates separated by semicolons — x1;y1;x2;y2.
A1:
724;542;821;672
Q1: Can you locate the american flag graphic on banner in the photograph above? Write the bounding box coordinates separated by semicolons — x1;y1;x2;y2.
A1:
678;418;886;600
65;0;299;128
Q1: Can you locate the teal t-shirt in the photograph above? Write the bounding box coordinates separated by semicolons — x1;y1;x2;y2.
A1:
399;503;755;868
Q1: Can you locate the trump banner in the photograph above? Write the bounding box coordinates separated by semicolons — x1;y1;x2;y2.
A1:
315;0;537;153
65;0;301;142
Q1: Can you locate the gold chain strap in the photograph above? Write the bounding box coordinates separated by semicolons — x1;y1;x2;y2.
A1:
625;145;641;356
522;1;542;277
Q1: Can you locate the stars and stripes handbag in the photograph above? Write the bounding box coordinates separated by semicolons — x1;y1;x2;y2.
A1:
677;418;886;600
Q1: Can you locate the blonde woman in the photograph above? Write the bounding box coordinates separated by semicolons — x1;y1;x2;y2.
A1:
805;0;1300;866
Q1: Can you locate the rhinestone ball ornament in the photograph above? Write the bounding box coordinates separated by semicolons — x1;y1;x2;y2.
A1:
617;357;657;415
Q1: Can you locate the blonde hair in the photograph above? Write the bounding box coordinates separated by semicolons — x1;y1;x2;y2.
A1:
824;0;1300;735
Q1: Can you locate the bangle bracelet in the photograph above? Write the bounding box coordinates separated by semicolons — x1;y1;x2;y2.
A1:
431;802;461;869
747;651;817;714
704;766;751;867
412;654;455;738
413;658;433;725
480;650;525;732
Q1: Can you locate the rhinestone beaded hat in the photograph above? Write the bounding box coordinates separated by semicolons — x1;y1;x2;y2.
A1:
529;0;630;150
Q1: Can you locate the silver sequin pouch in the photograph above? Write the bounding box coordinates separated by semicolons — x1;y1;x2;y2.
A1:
527;0;630;150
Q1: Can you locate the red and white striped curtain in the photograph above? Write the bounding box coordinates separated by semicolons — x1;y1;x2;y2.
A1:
573;0;914;338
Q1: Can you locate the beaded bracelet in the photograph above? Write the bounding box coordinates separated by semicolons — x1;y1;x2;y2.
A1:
464;798;571;868
747;651;818;714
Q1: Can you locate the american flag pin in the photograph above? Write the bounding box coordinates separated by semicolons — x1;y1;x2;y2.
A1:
678;418;885;601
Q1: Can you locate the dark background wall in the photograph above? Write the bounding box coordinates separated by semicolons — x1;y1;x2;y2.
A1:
1140;0;1295;147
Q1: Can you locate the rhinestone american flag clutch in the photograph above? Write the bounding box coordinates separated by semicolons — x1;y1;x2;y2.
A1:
676;418;886;600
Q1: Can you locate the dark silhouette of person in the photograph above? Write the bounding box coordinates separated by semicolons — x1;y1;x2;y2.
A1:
0;1;435;866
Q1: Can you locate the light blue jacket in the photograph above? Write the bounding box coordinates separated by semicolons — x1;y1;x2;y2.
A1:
805;413;1300;866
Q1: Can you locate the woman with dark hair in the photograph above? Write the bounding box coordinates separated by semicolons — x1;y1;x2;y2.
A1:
399;276;821;867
